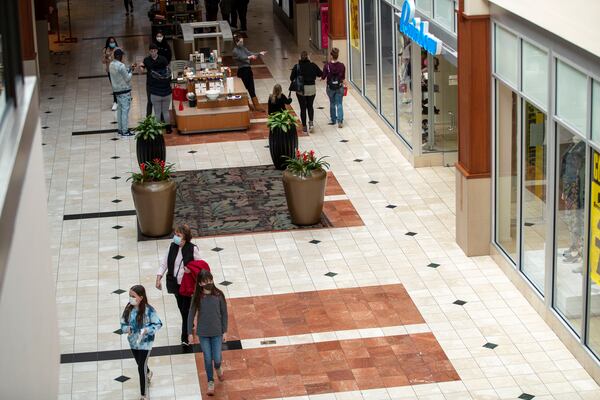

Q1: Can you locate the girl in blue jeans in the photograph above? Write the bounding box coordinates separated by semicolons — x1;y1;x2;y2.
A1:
188;270;228;396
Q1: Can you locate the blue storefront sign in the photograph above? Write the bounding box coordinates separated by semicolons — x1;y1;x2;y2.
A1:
398;0;442;55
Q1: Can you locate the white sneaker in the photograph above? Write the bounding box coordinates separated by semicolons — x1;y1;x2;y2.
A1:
147;370;153;384
111;102;118;111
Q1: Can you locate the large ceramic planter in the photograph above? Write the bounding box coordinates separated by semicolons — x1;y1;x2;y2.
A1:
282;168;327;225
269;125;298;170
131;180;176;237
136;135;166;166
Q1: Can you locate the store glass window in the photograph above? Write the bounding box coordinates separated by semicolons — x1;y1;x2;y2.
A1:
0;33;5;121
433;0;454;32
521;100;547;294
396;32;413;146
364;0;378;105
592;81;600;144
494;25;518;88
522;41;548;108
416;0;432;16
554;125;585;334
556;60;588;134
348;0;362;91
495;81;519;262
379;1;395;127
588;149;600;356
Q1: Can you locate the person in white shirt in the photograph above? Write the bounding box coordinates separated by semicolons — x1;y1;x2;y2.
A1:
156;224;201;345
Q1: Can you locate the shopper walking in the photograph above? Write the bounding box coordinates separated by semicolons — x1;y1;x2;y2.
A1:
188;270;228;396
102;37;119;111
220;0;233;28
321;47;346;128
156;224;201;345
290;51;322;133
141;44;172;132
232;34;267;111
109;48;136;136
267;84;292;115
120;285;162;400
231;0;249;31
124;0;133;15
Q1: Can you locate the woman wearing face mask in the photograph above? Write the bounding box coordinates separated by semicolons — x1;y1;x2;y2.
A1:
120;285;162;400
102;36;119;111
188;270;228;396
232;34;267;112
156;224;201;345
153;31;172;63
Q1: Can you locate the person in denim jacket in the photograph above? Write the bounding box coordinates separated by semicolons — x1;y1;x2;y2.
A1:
121;285;163;400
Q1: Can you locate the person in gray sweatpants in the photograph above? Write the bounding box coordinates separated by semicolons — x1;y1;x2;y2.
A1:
141;43;173;133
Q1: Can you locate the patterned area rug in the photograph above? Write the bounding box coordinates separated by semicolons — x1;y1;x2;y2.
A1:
138;165;332;241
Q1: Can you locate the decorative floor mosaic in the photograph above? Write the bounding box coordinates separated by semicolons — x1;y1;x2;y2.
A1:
137;166;362;241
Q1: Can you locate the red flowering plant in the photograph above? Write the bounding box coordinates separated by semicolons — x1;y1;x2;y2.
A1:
128;158;175;183
284;149;330;177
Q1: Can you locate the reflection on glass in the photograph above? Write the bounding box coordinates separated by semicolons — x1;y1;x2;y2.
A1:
588;149;600;355
494;25;518;87
522;41;548;107
364;0;377;105
434;0;454;31
593;81;600;145
554;125;585;334
0;33;5;116
379;1;394;127
495;81;518;262
396;31;412;146
521;101;547;293
556;60;587;134
348;0;362;91
416;0;432;16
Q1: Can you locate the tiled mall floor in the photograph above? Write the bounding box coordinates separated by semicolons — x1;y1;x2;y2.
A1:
41;0;600;399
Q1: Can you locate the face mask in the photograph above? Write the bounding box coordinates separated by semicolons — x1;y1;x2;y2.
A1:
156;36;163;42
173;235;182;246
202;283;214;291
129;296;138;306
237;39;243;46
109;42;116;48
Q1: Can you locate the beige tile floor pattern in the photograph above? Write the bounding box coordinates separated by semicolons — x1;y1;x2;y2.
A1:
41;0;600;399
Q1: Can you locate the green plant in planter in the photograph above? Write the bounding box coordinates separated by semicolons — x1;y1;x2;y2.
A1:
128;159;175;183
284;150;330;177
267;109;299;132
135;115;165;140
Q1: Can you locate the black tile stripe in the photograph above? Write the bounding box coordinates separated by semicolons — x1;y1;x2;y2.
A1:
61;340;243;364
78;72;145;80
63;210;136;221
72;128;119;135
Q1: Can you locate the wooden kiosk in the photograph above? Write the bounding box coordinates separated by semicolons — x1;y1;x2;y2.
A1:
173;21;251;134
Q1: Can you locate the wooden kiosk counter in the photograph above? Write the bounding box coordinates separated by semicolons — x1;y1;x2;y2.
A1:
174;77;250;134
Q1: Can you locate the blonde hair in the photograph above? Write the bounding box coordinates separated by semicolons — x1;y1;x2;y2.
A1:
269;84;283;103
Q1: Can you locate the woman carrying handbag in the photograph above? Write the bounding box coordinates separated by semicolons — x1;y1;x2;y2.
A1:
155;224;201;345
290;51;322;133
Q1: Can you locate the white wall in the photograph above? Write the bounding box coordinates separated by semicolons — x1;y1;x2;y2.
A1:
0;122;59;399
489;0;600;58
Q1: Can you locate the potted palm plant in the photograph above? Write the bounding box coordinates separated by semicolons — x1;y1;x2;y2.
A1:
282;149;330;225
128;159;177;237
135;115;166;165
267;109;299;170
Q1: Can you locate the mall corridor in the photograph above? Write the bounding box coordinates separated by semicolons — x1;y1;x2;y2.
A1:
2;0;600;399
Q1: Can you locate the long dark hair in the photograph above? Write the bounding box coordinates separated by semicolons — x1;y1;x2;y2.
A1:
122;285;150;329
190;270;225;316
104;36;118;50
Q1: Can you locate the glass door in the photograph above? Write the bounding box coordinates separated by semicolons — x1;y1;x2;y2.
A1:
363;0;378;105
379;1;395;128
395;23;413;146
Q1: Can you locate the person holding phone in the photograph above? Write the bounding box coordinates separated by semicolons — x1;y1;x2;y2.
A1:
155;224;201;345
109;48;137;136
120;285;162;400
232;34;267;112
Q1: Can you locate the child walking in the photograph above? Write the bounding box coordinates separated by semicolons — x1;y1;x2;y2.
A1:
188;270;228;396
121;285;163;400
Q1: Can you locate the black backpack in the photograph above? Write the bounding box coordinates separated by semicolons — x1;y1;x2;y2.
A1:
327;63;342;90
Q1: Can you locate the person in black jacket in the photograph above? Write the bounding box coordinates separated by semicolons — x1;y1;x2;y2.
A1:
290;51;322;133
140;44;173;133
153;31;172;63
267;84;292;115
